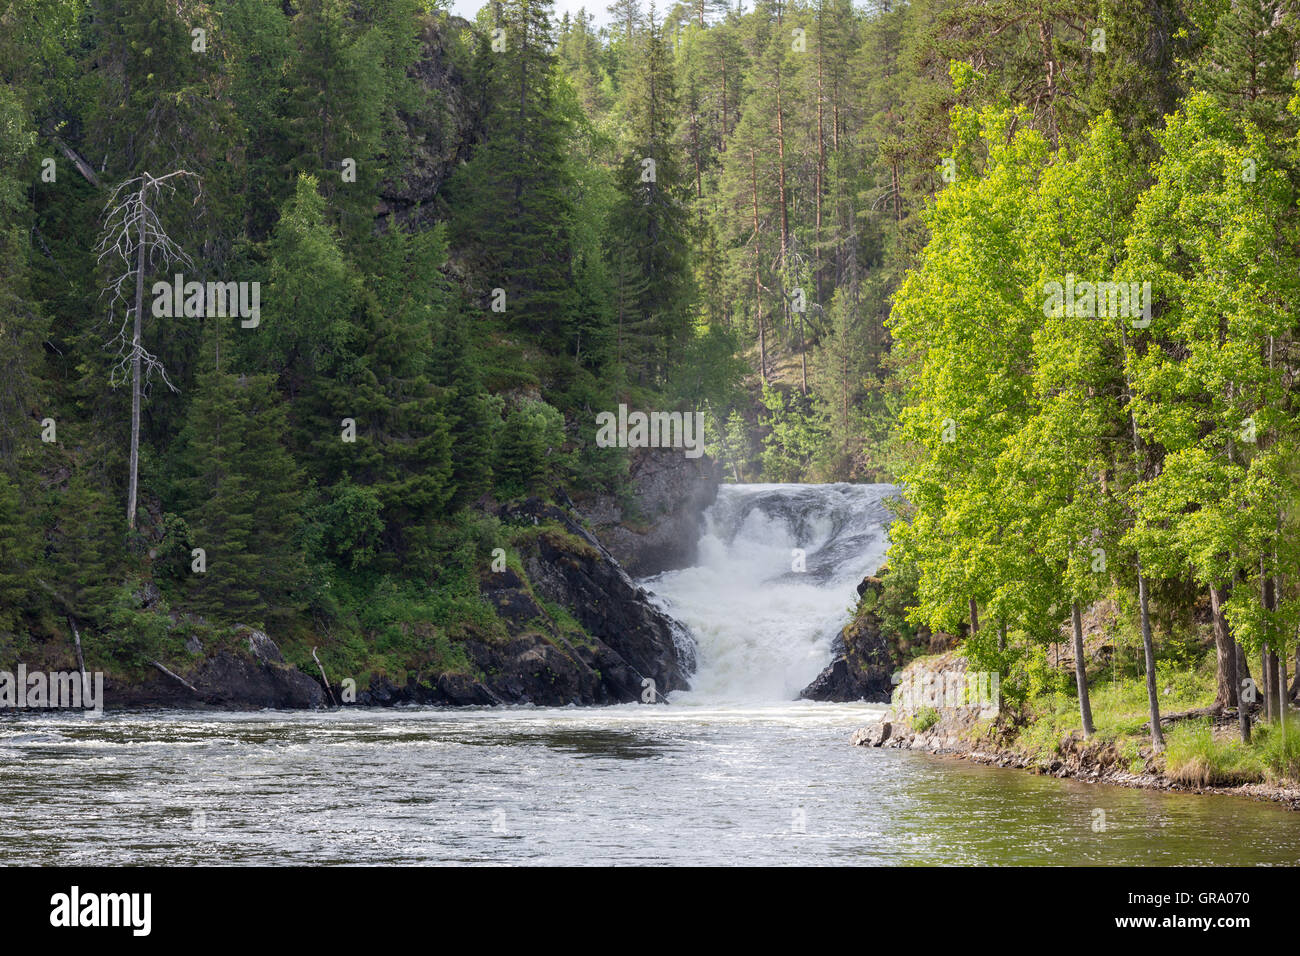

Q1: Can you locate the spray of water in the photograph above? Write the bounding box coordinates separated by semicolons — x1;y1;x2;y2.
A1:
641;483;898;704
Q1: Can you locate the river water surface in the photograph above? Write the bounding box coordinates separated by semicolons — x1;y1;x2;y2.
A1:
2;483;1297;865
2;703;1300;865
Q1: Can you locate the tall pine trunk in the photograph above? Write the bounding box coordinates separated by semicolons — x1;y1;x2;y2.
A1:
1262;645;1272;722
1280;652;1289;723
814;4;825;306
749;147;766;384
1237;643;1252;743
773;60;798;392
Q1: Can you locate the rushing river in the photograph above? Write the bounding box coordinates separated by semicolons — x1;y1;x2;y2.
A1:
3;704;1300;865
2;483;1297;865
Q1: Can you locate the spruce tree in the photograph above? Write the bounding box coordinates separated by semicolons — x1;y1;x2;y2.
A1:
448;0;583;355
183;326;306;626
607;7;694;386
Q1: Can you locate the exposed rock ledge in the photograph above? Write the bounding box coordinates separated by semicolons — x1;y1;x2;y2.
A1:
107;626;325;710
69;455;709;710
349;499;696;707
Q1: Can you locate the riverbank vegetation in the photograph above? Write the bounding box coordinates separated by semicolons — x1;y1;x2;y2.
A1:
878;636;1300;791
880;2;1300;758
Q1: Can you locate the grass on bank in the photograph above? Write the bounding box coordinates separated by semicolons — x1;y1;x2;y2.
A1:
1001;655;1299;787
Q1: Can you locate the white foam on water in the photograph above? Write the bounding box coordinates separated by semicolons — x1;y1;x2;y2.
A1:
641;483;898;704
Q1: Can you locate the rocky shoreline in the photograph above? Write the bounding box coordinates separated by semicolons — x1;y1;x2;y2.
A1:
852;652;1300;812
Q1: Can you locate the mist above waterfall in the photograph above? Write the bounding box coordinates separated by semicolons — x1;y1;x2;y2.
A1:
640;483;898;704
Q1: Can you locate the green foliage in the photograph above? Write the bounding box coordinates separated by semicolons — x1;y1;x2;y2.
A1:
8;0;1300;706
911;706;940;733
0;473;35;630
180;330;306;628
758;384;826;482
101;587;184;672
314;480;385;571
494;399;569;499
1252;718;1300;782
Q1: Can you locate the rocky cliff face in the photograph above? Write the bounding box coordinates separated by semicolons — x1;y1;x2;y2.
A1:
351;499;696;707
376;15;479;230
799;575;897;703
575;448;722;577
78;477;707;711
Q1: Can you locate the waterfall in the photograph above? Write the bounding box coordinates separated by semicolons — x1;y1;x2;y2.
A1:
640;483;899;704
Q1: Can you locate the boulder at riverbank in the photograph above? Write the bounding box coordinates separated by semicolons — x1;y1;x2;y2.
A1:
106;627;325;710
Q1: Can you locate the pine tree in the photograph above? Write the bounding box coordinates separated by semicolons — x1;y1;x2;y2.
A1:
431;309;498;511
0;474;35;631
1190;0;1299;138
307;223;456;560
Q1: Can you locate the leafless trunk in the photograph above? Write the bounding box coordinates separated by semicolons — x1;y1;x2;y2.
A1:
126;201;145;528
773;58;791;361
68;616;88;697
750;147;766;383
1261;644;1272;722
1262;565;1275;721
152;660;200;694
313;647;338;706
720;53;728;143
1280;652;1289;728
45;132;101;187
814;3;825;306
95;170;197;531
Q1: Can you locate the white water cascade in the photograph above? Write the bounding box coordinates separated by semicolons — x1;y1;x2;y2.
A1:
641;483;898;704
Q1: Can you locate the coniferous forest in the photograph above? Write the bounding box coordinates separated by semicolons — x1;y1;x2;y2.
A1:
1;0;1300;785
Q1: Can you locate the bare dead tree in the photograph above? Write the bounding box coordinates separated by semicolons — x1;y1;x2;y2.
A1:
93;170;200;529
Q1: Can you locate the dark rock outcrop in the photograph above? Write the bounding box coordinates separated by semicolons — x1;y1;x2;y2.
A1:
376;15;479;231
799;575;895;703
90;496;700;711
107;628;325;710
515;500;694;692
576;449;721;577
349;499;696;707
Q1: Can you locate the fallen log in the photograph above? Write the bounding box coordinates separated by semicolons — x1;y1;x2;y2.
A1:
151;660;200;695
